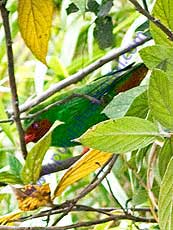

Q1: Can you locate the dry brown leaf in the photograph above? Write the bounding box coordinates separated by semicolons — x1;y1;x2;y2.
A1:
12;184;53;211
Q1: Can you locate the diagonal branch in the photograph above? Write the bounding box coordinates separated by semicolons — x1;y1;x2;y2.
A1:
129;0;173;41
52;155;118;226
9;36;150;115
0;2;27;158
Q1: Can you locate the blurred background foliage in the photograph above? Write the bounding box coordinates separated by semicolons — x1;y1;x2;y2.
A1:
0;0;159;229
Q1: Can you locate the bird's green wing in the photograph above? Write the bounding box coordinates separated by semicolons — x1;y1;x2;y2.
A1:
24;63;147;147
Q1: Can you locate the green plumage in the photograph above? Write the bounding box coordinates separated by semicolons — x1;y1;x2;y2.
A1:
25;63;147;147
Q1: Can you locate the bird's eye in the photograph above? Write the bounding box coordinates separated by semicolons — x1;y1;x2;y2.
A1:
32;123;39;129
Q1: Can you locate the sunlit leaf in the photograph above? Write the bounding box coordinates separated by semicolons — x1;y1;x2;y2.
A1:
79;117;159;153
158;157;173;230
12;184;52;211
54;149;112;197
140;45;173;73
60;16;87;66
148;69;173;130
21;121;62;184
150;0;173;47
0;172;22;184
0;194;17;216
0;212;21;226
0;152;22;184
0;152;22;172
158;138;173;178
0;153;23;184
102;86;147;119
126;90;149;118
18;0;54;64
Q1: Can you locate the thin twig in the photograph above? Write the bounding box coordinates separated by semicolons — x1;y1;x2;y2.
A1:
40;155;82;177
22;93;101;120
142;0;149;12
0;2;27;158
123;155;148;191
92;156;126;212
105;175;126;212
16;206;153;223
53;214;156;229
0;93;101;124
90;154;118;184
1;214;156;230
129;0;173;40
7;36;150;115
147;142;159;222
52;155;118;226
0;118;13;123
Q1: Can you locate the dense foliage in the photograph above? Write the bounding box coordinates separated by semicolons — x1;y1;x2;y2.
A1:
0;0;173;229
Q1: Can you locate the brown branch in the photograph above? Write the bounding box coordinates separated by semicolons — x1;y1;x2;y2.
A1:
53;214;156;229
0;214;156;230
6;36;150;115
0;118;13;123
40;155;82;177
44;215;155;228
16;205;153;223
0;2;27;158
52;155;118;226
129;0;173;41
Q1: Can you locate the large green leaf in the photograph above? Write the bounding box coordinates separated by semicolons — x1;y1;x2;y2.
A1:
150;0;173;47
102;86;147;119
126;90;149;118
140;45;173;73
21;121;62;184
158;138;173;178
79;117;159;153
148;69;173;130
158;157;173;230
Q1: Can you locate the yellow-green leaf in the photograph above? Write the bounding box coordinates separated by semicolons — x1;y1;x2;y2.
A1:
158;157;173;230
18;0;54;64
0;212;22;226
150;0;173;47
54;149;113;197
21;121;62;184
79;117;159;153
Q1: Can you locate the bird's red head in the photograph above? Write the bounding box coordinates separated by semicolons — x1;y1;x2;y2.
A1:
24;119;52;144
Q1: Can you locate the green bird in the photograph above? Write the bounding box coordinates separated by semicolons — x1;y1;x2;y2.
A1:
24;63;148;147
